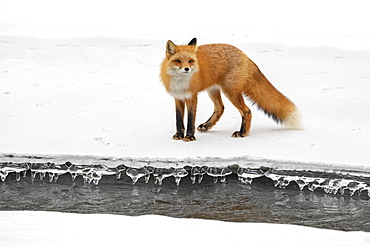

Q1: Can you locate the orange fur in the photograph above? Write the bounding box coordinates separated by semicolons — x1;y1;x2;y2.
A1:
160;38;302;141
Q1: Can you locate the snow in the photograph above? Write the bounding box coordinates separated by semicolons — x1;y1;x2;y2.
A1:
0;211;369;247
1;36;370;167
1;0;370;245
1;0;370;167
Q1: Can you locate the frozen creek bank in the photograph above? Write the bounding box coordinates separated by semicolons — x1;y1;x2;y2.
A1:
1;154;370;198
1;35;370;195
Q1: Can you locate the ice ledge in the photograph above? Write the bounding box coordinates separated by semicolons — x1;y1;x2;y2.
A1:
1;153;370;197
0;152;368;172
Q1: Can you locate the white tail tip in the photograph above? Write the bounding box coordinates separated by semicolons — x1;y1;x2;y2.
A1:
284;108;304;130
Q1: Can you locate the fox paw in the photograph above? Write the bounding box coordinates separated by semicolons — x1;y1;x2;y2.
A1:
197;123;212;132
231;131;247;138
173;133;184;140
183;135;196;142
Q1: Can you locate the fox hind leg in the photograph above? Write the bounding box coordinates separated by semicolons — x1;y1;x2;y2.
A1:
231;110;252;137
223;91;252;137
197;87;224;132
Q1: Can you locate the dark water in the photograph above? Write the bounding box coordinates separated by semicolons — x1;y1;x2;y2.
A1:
1;173;369;232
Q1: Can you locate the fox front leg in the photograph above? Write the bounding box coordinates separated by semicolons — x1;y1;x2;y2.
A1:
183;96;198;142
173;99;185;140
183;110;196;142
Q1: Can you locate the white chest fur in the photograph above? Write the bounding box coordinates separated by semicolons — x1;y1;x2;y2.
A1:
168;73;193;100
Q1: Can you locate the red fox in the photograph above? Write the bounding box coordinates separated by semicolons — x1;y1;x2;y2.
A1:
160;38;302;142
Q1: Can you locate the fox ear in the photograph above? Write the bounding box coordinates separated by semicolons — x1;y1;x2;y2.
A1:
166;40;177;58
188;38;197;46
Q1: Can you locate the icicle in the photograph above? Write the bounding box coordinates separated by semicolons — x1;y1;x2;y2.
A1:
265;171;283;188
144;166;154;183
279;178;290;189
31;171;37;181
0;163;7;182
240;177;253;184
70;173;78;181
15;172;21;182
237;167;264;185
68;164;85;181
296;177;316;191
322;179;342;194
347;181;366;196
267;169;301;189
295;179;307;190
206;167;232;183
0;170;8;182
47;163;69;183
190;167;199;184
0;162;30;182
331;180;341;194
189;166;207;184
126;167;149;185
48;173;55;183
308;181;321;192
116;164;127;179
92;172;102;185
82;168;93;184
173;168;188;186
198;167;207;184
30;163;50;181
153;168;174;185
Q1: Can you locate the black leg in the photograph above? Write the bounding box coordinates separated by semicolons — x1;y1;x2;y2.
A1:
184;96;198;142
173;100;185;140
184;110;196;141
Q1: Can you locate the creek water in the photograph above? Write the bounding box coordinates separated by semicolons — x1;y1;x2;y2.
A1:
1;172;369;232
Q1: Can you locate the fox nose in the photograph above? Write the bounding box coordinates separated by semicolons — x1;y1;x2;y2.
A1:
184;67;190;72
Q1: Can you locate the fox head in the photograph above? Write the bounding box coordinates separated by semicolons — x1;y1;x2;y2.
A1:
165;38;198;76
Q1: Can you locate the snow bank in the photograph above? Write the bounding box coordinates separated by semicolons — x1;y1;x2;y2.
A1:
1;36;370;168
0;211;369;247
1;1;370;168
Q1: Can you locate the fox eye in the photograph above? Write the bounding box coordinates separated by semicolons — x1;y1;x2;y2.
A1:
189;60;194;63
174;59;181;63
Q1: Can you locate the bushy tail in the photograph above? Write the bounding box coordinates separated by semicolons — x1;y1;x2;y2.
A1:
245;67;303;130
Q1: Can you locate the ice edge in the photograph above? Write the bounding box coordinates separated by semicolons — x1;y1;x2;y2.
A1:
1;152;370;197
0;152;368;172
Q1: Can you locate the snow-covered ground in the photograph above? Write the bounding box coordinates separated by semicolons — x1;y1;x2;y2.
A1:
1;1;370;167
1;0;370;245
1;0;370;167
0;211;370;247
1;35;370;168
